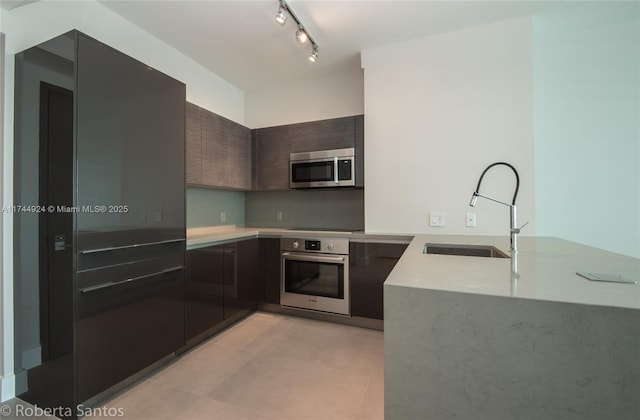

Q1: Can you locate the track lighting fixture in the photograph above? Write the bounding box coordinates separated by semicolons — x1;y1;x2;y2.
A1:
274;0;319;63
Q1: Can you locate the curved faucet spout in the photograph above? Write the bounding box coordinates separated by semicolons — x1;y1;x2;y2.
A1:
469;162;522;253
472;162;520;206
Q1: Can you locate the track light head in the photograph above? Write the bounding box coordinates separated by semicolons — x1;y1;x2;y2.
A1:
296;27;308;44
275;7;287;26
308;46;318;63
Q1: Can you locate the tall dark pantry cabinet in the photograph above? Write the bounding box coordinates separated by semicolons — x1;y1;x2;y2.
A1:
13;31;186;417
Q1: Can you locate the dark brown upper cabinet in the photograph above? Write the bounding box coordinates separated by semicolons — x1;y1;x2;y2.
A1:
252;115;364;191
228;123;252;190
186;102;252;190
288;116;356;153
354;115;364;188
186;109;364;191
201;109;230;187
185;102;202;185
252;125;292;191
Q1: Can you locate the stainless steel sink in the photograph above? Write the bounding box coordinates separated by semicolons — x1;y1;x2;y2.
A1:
423;243;510;258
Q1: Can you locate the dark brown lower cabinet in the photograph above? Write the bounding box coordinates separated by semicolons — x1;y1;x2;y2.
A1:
223;240;258;320
260;238;281;305
349;242;408;320
185;245;224;341
76;256;185;403
185;239;258;344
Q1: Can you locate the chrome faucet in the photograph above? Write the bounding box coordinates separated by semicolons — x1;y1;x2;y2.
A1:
469;162;527;254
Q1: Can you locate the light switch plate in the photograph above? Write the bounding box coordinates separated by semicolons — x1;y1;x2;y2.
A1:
466;212;477;227
429;212;446;227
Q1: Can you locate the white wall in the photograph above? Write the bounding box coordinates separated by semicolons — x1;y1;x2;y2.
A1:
245;60;364;128
533;2;640;258
0;31;8;401
1;0;245;123
0;0;246;401
361;17;535;237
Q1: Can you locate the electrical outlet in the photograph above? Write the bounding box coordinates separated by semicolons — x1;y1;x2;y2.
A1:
220;212;226;223
276;211;283;221
429;212;446;227
466;212;477;227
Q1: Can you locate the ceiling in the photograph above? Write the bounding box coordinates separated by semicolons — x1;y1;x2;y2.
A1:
3;1;554;93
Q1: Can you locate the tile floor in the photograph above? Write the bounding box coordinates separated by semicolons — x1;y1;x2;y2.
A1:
93;312;384;419
2;312;384;420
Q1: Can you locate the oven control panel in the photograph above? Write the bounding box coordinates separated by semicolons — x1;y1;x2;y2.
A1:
305;240;321;251
281;237;349;255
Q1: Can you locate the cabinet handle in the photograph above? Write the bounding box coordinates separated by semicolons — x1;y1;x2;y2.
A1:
80;265;184;293
195;248;237;255
80;239;184;255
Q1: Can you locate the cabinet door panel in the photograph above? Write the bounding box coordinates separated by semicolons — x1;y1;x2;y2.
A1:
254;126;291;190
228;123;252;190
77;257;184;402
185;246;224;341
289;116;355;153
76;34;185;246
349;242;407;320
186;102;202;185
224;240;257;319
262;238;281;304
354;114;364;187
201;110;229;187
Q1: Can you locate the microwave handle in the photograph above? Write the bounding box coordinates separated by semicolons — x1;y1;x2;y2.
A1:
334;157;339;184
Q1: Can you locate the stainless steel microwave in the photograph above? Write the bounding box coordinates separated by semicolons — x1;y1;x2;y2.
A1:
290;148;355;189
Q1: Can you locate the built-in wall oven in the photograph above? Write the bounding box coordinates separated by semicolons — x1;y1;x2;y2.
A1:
281;237;350;316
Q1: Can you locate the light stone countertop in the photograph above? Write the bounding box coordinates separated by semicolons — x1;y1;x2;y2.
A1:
385;234;640;310
186;225;412;249
187;226;285;248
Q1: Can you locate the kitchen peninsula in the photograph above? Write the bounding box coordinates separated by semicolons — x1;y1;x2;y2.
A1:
384;235;640;420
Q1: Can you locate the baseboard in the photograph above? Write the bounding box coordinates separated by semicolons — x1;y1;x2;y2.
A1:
14;370;27;396
21;346;41;370
256;303;384;331
0;373;16;402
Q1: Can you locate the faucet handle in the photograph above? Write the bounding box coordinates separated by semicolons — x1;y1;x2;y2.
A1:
511;221;529;234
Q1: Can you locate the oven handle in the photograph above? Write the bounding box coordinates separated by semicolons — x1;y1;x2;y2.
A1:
282;252;346;264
